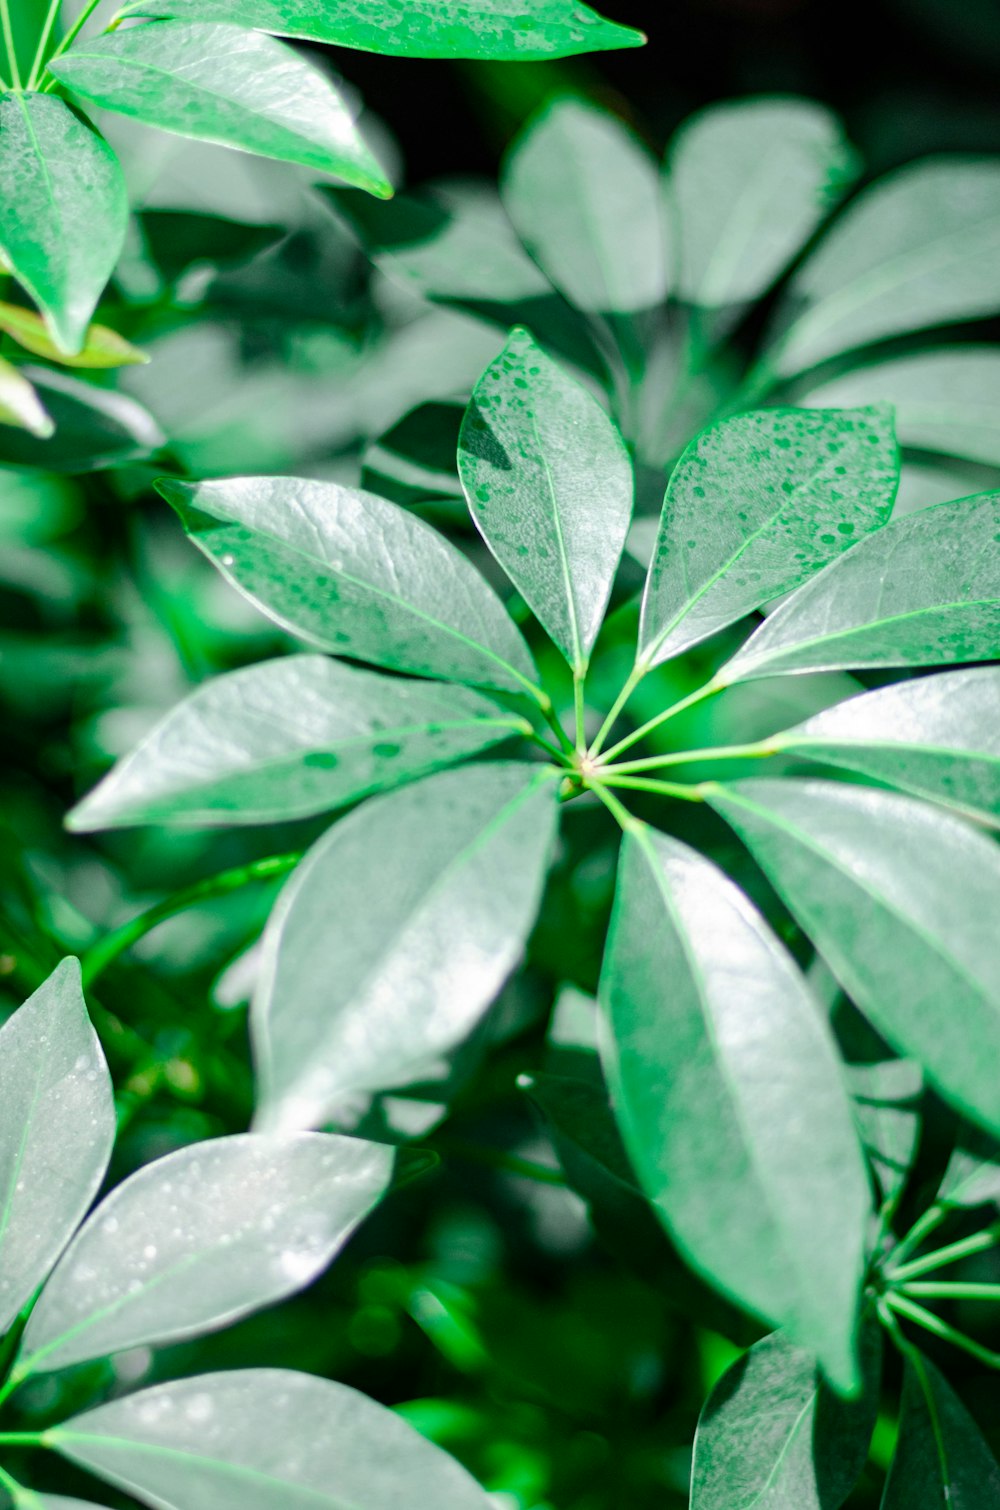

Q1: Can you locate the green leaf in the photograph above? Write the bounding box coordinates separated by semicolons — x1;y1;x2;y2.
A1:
14;1498;116;1510
0;357;53;438
706;778;1000;1137
767;158;1000;378
802;349;1000;468
159;475;539;696
18;1132;393;1375
719;492;1000;685
0;94;128;355
598;825;871;1388
49;22;392;198
691;1328;880;1508
772;669;1000;828
0;960;114;1335
51;1370;494;1509
254;762;559;1132
458;328;633;672
938;1123;1000;1208
501;98;669;314
882;1353;1000;1507
638;405;898;669
0;367;163;473
668;96;857;310
67;655;524;830
0;301;148;370
119;0;646;59
848;1060;923;1206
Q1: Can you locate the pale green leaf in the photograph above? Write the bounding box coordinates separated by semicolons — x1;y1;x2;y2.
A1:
458;328;633;671
938;1124;1000;1209
0;357;53;438
18;1132;393;1375
848;1060;923;1205
159;476;539;696
0;959;114;1335
882;1354;1000;1507
0;367;163;472
638;405;898;668
13;1497;116;1510
0;94;128;354
707;778;1000;1137
599;826;870;1388
254;762;559;1132
0;300;148;370
52;1370;494;1509
719;492;1000;685
668;96;857;309
50;22;392;198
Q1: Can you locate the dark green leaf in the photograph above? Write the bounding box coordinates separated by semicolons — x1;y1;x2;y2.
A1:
50;22;392;197
707;778;1000;1137
848;1060;923;1205
0;367;164;472
638;405;898;668
0;94;128;354
159;475;539;696
254;762;559;1132
882;1353;1000;1507
0;357;53;438
362;401;465;508
458;327;633;672
599;825;870;1387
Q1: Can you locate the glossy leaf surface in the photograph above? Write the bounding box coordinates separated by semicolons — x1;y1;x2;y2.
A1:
0;94;128;354
638;405;897;668
773;669;1000;827
53;1370;494;1509
254;762;559;1131
0;367;164;472
720;492;1000;684
0;301;148;370
161;476;538;695
0;358;53;437
68;656;523;830
882;1354;1000;1507
0;960;114;1334
708;779;1000;1136
938;1124;1000;1208
599;826;870;1387
20;1132;393;1373
669;96;856;309
458;328;633;671
50;23;392;197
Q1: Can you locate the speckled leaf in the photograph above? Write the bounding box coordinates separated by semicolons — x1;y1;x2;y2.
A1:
17;1132;393;1375
938;1123;1000;1208
802;349;1000;468
119;0;646;59
52;1370;495;1510
0;301;148;370
772;669;1000;827
707;779;1000;1137
502;98;669;314
638;406;897;668
458;328;633;671
254;762;559;1132
882;1354;1000;1508
719;492;1000;685
767;159;1000;378
0;960;114;1335
0;357;53;438
691;1328;880;1508
159;476;538;696
50;23;391;197
848;1060;923;1205
0;94;128;354
67;656;524;830
599;826;870;1389
668;96;856;309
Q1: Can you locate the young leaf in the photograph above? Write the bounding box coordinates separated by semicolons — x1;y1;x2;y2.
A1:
0;368;163;473
0;960;114;1335
882;1353;1000;1507
51;1370;494;1509
18;1132;393;1375
159;476;539;696
0;358;53;438
502;98;669;314
638;405;898;669
0;94;128;355
49;22;392;198
599;826;871;1389
254;762;559;1132
848;1060;923;1205
0;301;148;370
668;96;857;310
67;656;524;830
719;491;1000;685
767;159;1000;378
938;1123;1000;1208
119;0;646;59
771;668;1000;828
458;328;633;672
691;1328;880;1508
707;778;1000;1138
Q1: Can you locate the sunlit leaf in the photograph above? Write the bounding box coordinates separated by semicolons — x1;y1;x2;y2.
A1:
0;357;53;438
848;1060;923;1205
938;1123;1000;1208
882;1353;1000;1506
0;301;148;370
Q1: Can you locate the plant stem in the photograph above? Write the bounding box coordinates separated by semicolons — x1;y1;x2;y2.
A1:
599;676;726;765
0;1433;43;1448
0;1465;22;1497
886;1203;951;1272
524;727;571;763
79;851;303;987
598;774;704;802
573;671;587;753
0;0;21;90
607;739;777;774
39;0;105;80
588;662;647;759
885;1291;1000;1370
588;780;642;834
538;698;575;758
26;0;62;88
901;1281;1000;1301
888;1223;1000;1283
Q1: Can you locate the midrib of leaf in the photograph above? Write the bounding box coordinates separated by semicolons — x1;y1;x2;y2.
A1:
909;1352;954;1502
784;733;1000;765
0;1063;45;1278
693;138;793;305
9;96;63;300
529;408;583;670
744;1387;817;1507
